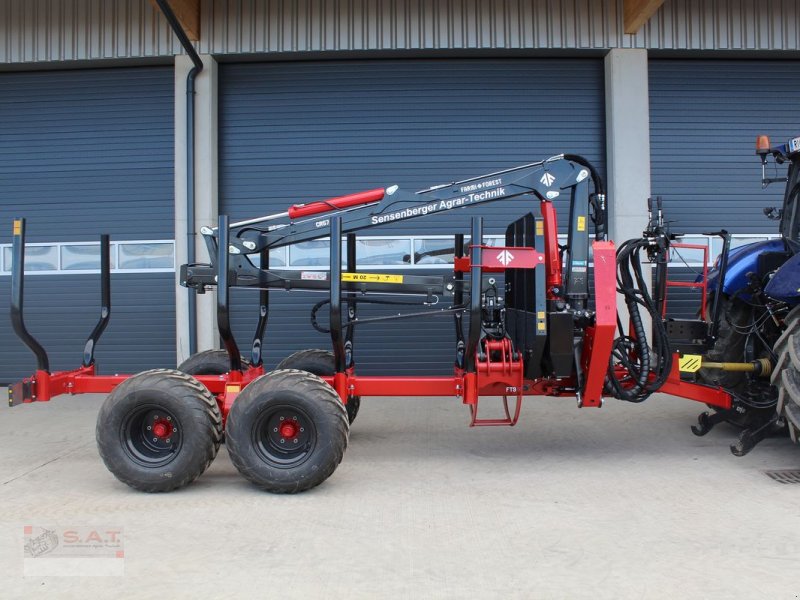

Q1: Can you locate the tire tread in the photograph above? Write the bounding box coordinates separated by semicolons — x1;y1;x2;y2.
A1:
277;349;360;424
96;369;222;493
773;306;800;438
178;350;250;375
226;369;348;494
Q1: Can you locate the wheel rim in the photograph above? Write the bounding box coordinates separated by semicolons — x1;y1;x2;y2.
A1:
252;404;316;468
120;404;182;468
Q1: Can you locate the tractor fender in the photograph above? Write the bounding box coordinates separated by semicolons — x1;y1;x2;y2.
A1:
764;252;800;306
703;238;786;299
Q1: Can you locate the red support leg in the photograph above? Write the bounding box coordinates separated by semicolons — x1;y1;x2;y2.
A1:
581;241;617;407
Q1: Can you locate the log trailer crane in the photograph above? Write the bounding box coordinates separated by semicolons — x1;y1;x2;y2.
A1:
9;148;792;494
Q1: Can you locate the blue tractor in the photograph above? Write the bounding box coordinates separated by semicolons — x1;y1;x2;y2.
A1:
692;135;800;451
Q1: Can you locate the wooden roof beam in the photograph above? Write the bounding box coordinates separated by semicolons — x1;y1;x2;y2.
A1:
624;0;665;34
150;0;200;41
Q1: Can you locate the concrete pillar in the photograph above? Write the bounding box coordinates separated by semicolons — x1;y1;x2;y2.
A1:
604;48;651;244
604;49;652;330
174;54;219;364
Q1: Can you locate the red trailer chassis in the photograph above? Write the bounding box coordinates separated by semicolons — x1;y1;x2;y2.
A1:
9;357;732;420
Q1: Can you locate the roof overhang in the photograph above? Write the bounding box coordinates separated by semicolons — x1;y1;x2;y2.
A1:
624;0;666;34
146;0;665;43
149;0;200;41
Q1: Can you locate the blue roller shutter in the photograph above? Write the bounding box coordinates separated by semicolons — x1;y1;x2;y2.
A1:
650;59;800;318
0;67;175;383
219;58;604;374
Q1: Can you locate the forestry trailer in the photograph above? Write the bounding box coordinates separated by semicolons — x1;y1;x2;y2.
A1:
8;136;800;493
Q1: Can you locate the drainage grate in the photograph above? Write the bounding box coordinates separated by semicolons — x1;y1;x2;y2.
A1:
764;470;800;484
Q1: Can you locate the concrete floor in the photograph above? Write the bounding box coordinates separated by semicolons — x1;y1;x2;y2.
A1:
1;390;799;599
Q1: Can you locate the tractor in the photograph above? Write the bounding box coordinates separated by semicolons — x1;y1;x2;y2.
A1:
6;140;799;493
684;135;800;453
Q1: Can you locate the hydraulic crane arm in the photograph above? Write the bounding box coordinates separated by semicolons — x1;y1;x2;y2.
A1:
193;155;605;306
218;155;601;254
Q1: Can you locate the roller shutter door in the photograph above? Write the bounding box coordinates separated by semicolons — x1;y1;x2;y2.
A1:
650;59;800;318
0;67;175;383
219;59;604;374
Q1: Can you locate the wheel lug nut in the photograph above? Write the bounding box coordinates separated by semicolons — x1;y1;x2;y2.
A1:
280;439;285;444
153;437;158;442
280;416;285;421
166;439;171;443
147;426;152;430
273;428;278;432
300;428;304;432
293;439;298;444
167;416;171;421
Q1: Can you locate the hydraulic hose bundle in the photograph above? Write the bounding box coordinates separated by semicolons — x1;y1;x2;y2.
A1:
563;154;608;240
606;238;673;402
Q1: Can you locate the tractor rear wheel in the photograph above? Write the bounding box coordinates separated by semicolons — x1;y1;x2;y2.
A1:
178;349;250;375
698;296;776;428
225;369;349;493
277;349;360;424
772;305;800;441
96;369;222;492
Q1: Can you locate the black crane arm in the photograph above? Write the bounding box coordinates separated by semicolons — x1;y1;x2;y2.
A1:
213;154;601;255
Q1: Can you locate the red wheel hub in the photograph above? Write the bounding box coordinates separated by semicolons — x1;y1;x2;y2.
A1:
279;420;299;439
152;419;173;439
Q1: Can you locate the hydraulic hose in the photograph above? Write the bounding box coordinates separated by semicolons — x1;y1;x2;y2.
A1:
563;154;607;240
606;238;673;402
310;297;466;333
563;154;604;196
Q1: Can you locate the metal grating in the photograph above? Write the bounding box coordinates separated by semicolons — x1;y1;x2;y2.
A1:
764;470;800;484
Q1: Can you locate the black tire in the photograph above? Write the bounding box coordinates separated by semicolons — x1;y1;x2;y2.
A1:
96;369;222;493
178;349;250;375
699;296;750;391
772;305;800;442
277;349;360;424
698;296;772;428
225;369;349;493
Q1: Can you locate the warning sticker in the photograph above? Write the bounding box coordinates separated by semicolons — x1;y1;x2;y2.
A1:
13;220;21;236
577;216;586;232
678;354;702;373
342;273;404;284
